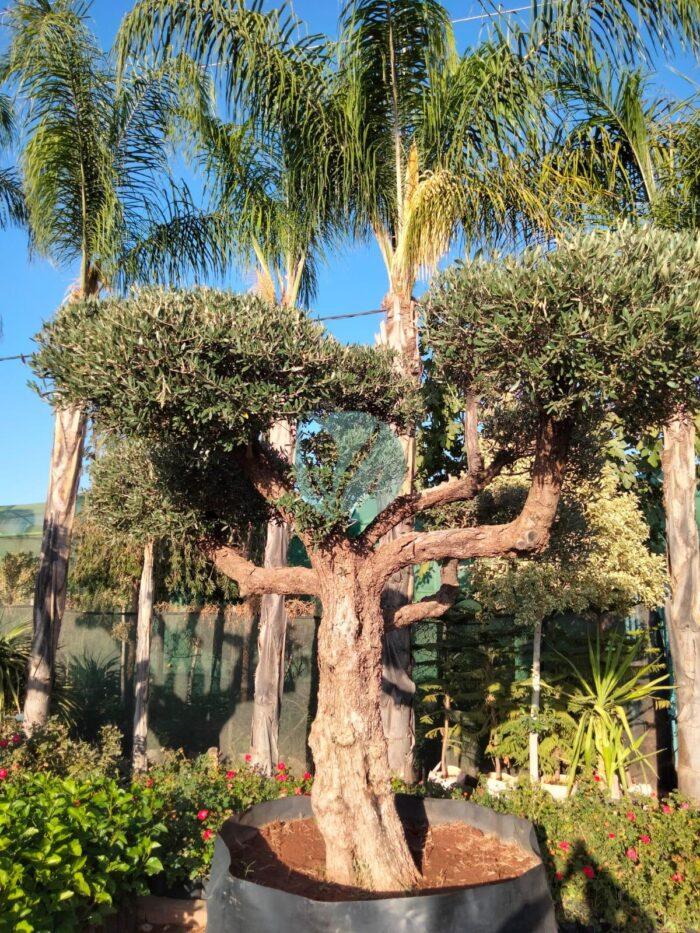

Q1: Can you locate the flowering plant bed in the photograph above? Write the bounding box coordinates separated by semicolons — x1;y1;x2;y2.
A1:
479;782;699;931
206;796;557;932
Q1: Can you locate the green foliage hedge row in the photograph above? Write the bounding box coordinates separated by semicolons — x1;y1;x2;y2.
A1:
478;781;699;932
0;772;164;933
0;724;696;932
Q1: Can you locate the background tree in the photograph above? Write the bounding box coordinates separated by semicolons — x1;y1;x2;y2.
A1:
33;226;699;889
560;62;700;798
1;0;222;731
468;467;666;785
186;43;344;774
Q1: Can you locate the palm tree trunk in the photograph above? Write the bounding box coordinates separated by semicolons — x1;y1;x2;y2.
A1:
378;289;421;781
529;619;543;783
132;539;155;773
249;421;294;774
23;404;86;733
662;412;700;801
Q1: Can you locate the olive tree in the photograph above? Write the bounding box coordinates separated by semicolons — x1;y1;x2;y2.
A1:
32;227;699;890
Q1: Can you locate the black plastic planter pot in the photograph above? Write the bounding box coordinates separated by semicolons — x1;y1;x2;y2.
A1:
205;795;557;933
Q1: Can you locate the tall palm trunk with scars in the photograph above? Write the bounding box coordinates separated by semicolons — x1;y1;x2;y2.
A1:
24;275;97;734
23;402;87;733
377;286;421;780
662;412;700;801
132;538;155;772
250;420;295;774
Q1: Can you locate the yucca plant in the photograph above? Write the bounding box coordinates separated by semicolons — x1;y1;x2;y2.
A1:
556;632;671;796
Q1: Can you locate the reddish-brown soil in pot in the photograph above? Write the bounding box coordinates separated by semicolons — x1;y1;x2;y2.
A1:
228;817;539;901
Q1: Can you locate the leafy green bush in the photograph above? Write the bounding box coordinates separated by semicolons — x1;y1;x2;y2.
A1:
476;781;699;932
0;771;164;932
144;751;312;890
0;718;123;779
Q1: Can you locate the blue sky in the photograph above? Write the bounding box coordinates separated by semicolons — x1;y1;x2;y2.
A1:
0;0;697;505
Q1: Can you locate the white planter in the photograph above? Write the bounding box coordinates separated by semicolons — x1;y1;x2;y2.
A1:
540;782;570;801
427;763;466;789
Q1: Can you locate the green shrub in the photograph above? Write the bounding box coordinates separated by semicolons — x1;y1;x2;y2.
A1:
144;751;312;889
0;718;123;779
0;771;164;932
476;781;699;932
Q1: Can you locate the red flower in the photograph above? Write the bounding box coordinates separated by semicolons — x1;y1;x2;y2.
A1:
145;778;154;788
608;833;616;839
640;834;651;845
0;769;7;781
582;866;595;879
555;871;563;881
671;872;684;883
294;787;303;796
10;734;20;745
662;804;672;814
244;754;252;763
277;761;286;771
0;740;7;749
226;770;236;779
303;772;312;781
680;802;689;810
593;774;601;782
558;841;570;852
197;809;209;822
626;847;638;862
202;829;214;841
626;811;636;822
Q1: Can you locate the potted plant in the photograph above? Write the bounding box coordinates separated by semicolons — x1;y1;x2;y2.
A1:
33;227;699;925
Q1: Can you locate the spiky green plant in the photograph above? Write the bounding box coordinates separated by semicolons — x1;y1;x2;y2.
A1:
0;622;31;717
557;633;671;794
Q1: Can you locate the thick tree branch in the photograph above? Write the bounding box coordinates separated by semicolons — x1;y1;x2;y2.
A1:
367;416;572;589
209;544;319;597
387;560;459;630
361;448;515;547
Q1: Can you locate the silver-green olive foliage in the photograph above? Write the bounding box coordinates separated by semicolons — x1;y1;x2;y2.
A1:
32;288;417;539
424;225;700;433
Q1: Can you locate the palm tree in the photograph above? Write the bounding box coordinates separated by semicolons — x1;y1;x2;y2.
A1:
194;109;341;773
333;0;700;777
118;0;351;775
0;94;25;230
333;0;606;777
559;62;700;800
2;0;224;732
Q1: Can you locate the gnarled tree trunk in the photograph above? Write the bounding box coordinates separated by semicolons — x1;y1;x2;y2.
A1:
250;421;294;774
23;404;86;733
132;539;155;773
309;559;418;891
662;412;700;801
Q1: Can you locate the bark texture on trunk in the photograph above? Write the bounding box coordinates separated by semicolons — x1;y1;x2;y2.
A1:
250;421;294;775
132;539;155;773
529;619;543;784
23;404;86;733
309;558;418;891
662;413;700;801
377;290;420;779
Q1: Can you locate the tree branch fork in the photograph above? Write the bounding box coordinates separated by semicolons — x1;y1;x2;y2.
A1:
208;416;571;627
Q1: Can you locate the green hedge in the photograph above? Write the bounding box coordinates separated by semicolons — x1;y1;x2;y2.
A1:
478;782;699;932
0;772;164;933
